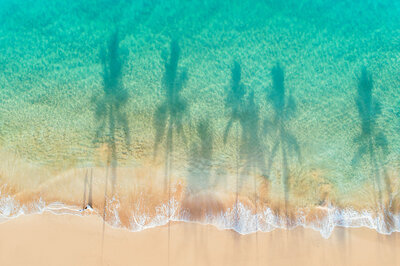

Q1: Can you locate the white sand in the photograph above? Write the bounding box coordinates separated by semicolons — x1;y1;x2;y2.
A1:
0;212;399;266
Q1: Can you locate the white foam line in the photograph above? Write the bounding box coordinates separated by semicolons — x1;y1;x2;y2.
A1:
0;194;399;238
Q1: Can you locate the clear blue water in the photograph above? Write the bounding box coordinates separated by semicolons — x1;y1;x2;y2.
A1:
0;0;399;236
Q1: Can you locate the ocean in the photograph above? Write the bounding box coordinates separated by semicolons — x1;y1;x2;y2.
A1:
0;0;399;237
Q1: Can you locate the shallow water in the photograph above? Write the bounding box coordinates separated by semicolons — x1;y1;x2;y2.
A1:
0;0;399;237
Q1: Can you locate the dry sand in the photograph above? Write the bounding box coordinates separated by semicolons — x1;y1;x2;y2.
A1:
0;212;398;266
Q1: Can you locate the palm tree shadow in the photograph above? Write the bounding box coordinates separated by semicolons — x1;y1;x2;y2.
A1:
153;39;189;191
223;61;246;227
153;40;188;168
82;169;88;210
241;88;267;187
179;119;215;265
92;30;131;255
93;30;131;194
152;40;189;266
264;62;301;227
239;87;266;261
351;66;393;231
82;168;94;210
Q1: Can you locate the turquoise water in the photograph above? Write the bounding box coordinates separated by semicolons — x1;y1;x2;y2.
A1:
0;0;399;235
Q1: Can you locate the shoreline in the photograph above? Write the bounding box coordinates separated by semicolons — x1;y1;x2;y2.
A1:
0;197;399;239
0;212;399;266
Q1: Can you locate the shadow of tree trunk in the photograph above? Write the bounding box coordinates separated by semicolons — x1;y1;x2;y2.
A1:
264;62;301;227
352;66;393;231
223;61;246;229
153;40;189;266
92;29;131;258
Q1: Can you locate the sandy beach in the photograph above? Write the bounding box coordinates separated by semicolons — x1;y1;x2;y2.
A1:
0;213;398;266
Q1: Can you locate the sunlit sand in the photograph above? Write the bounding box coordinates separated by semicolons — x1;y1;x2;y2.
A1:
0;213;398;266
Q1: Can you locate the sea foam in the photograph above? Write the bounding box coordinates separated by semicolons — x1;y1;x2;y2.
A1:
0;192;398;239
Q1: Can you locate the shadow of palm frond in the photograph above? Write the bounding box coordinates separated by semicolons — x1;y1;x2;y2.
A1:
153;40;189;190
92;29;131;260
93;30;131;195
152;40;189;266
352;66;393;230
223;61;247;227
265;62;301;225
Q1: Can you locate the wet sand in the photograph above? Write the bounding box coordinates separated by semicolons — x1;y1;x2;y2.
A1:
0;213;398;266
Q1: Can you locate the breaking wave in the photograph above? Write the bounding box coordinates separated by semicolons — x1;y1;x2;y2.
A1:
0;191;398;239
